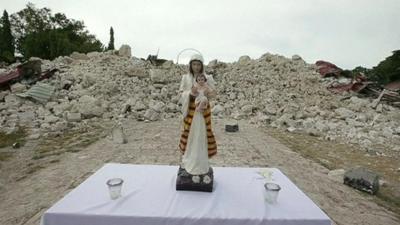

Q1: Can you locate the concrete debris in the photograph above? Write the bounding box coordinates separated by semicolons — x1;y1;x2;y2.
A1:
0;48;398;156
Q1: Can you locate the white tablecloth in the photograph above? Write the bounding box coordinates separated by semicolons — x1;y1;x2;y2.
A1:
41;163;332;225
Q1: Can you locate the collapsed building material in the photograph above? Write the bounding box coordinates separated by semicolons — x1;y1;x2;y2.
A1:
0;50;398;158
327;74;371;93
16;82;55;103
0;59;58;87
316;60;400;106
363;87;400;106
0;69;21;86
371;90;386;109
315;60;343;77
384;81;400;91
147;54;167;66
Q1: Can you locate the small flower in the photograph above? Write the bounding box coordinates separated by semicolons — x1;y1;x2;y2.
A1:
192;175;200;183
203;175;211;184
258;169;273;181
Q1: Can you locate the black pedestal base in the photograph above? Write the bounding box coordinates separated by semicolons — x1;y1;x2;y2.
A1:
176;166;214;192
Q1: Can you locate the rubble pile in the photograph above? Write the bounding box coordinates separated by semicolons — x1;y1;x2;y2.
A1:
0;47;399;155
210;53;400;154
0;48;182;140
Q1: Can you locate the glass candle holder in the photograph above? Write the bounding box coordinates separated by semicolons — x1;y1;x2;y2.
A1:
106;178;124;200
264;182;281;204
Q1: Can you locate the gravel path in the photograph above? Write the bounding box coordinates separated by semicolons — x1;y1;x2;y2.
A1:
0;118;398;225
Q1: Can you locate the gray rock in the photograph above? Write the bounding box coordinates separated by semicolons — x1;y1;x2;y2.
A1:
118;44;131;58
144;108;160;121
328;169;345;183
150;69;168;84
66;112;82;122
44;115;60;123
149;100;165;113
125;67;148;78
70;52;89;60
212;105;224;115
241;104;253;114
18;111;36;124
208;59;218;67
238;55;251;65
58;56;74;64
166;103;179;113
291;54;302;60
305;128;321;137
52;121;68;132
0;91;8;102
133;101;147;111
314;120;329;132
82;73;97;88
121;98;136;114
264;105;278;115
275;114;295;128
348;96;370;112
376;104;383;113
335;108;355;119
10;83;27;93
75;95;104;118
5;94;23;107
112;126;127;144
27;133;41;140
154;84;165;89
53;102;72;116
161;60;174;69
86;51;101;58
381;127;393;139
344;167;380;194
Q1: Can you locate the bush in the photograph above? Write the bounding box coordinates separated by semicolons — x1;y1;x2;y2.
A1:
10;3;104;60
368;50;400;84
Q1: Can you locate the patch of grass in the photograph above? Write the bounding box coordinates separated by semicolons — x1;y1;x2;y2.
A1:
265;127;400;219
0;151;13;161
32;127;102;160
0;127;27;149
375;189;400;217
49;159;60;163
26;165;45;174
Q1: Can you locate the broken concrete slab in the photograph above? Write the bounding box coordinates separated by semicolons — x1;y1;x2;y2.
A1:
112;126;127;144
344;167;380;194
118;45;132;58
66;112;82;122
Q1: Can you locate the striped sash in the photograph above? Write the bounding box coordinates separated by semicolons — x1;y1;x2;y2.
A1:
179;94;217;158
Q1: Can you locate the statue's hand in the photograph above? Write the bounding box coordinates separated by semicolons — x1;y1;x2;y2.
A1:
191;86;198;96
204;88;209;96
205;87;215;97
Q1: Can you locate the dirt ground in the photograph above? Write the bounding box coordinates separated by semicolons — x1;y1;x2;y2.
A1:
0;118;399;225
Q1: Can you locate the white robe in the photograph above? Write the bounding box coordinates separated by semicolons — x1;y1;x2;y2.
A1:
179;73;216;175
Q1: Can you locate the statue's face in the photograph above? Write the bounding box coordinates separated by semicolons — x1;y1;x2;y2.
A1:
191;61;203;74
197;76;206;85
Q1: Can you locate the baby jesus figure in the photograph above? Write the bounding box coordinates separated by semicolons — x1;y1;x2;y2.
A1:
193;74;210;112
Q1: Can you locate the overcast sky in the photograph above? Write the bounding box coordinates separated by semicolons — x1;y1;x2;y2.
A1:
1;0;399;69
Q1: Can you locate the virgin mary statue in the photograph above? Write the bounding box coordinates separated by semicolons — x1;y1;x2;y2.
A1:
176;54;217;192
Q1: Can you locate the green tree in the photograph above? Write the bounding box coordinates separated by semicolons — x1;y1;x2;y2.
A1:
352;66;371;75
368;50;400;84
10;2;103;60
0;10;15;63
107;26;115;50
